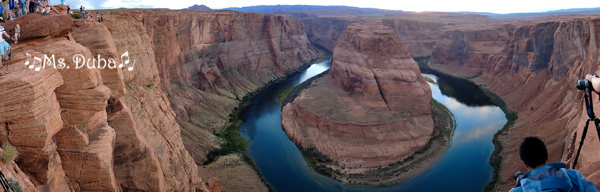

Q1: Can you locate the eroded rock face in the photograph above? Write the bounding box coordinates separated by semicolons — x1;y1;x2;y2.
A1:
303;14;600;188
0;55;70;191
97;10;320;166
282;20;433;168
303;17;351;52
330;21;432;115
408;15;600;189
0;10;226;192
4;13;74;41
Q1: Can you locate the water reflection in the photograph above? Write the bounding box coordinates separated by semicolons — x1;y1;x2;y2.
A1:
424;71;495;107
238;64;507;192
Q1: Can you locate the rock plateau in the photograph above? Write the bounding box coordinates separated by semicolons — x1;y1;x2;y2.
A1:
281;20;433;171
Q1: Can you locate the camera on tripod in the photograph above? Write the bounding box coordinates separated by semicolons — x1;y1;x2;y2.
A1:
578;73;599;91
577;79;593;91
573;73;600;169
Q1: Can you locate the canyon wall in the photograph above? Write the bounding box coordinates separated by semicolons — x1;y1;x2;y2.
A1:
122;10;320;164
282;20;433;169
0;12;210;191
302;14;600;190
302;17;351;51
0;8;319;191
429;16;600;190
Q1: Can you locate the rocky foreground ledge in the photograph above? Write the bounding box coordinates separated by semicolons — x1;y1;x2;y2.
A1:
281;20;446;184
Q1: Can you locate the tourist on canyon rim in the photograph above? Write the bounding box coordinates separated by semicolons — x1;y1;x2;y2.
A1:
8;0;16;21
19;0;24;15
28;0;34;13
79;5;84;18
38;0;49;15
14;1;21;17
25;0;29;14
41;1;53;16
13;24;19;43
0;24;12;69
510;137;598;192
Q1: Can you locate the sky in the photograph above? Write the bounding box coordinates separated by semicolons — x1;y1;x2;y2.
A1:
62;0;600;14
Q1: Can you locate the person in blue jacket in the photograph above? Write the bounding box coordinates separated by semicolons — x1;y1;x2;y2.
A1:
511;137;598;192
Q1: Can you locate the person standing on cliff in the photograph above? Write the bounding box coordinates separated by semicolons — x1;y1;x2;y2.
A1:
510;137;598;192
79;5;84;18
28;0;34;13
0;24;12;69
13;24;19;43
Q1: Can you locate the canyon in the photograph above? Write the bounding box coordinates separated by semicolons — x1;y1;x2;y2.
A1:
298;13;600;190
281;20;437;182
0;6;320;191
0;3;598;192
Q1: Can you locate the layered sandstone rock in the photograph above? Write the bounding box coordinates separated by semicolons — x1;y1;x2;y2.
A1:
282;20;433;169
97;10;320;165
0;161;36;192
70;20;168;191
412;15;600;189
0;9;228;192
99;9;318;190
303;17;351;51
0;53;70;191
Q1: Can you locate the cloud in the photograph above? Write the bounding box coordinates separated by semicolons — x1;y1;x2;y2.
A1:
454;120;506;144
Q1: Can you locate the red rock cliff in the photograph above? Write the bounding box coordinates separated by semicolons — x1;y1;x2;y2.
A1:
0;13;208;191
301;14;600;189
282;20;433;169
0;8;319;191
113;10;320;164
426;16;600;190
0;8;322;191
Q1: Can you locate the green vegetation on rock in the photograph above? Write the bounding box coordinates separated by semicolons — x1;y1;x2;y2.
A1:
72;13;82;19
482;88;518;192
6;178;21;192
1;144;18;164
424;76;437;84
279;87;293;104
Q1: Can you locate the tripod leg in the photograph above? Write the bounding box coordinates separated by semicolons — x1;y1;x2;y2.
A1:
594;119;600;144
16;43;25;58
574;118;591;168
0;171;9;192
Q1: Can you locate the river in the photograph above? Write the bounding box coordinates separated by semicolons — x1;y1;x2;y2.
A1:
238;59;507;191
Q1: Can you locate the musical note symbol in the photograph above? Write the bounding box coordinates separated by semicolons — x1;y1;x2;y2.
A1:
119;51;129;69
127;60;135;71
24;53;31;66
34;57;42;71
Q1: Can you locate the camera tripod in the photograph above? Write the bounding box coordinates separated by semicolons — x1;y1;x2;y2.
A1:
573;79;600;168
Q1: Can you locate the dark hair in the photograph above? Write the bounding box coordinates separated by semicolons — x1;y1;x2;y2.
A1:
519;137;548;168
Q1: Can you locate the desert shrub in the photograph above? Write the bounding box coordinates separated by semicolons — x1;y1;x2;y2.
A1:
6;178;21;192
1;144;18;164
71;13;82;19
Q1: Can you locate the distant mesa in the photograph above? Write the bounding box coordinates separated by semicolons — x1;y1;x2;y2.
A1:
186;4;212;11
223;5;406;18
